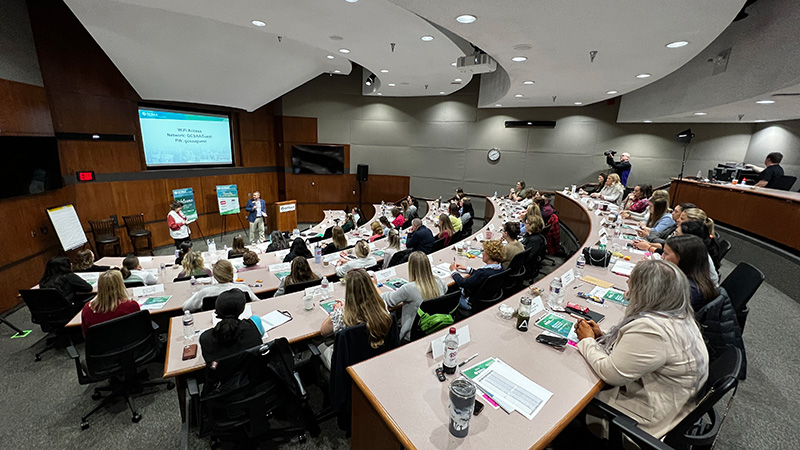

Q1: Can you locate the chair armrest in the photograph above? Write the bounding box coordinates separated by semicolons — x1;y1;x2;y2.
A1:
151;320;159;331
590;399;673;450
186;377;200;396
67;344;80;360
306;341;321;357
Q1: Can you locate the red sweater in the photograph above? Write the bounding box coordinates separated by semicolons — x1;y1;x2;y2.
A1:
392;215;405;228
81;300;141;337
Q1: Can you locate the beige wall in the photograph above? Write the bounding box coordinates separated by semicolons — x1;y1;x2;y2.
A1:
283;72;760;199
746;122;800;190
0;0;43;86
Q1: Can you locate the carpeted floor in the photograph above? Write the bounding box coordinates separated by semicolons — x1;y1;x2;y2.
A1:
1;234;797;449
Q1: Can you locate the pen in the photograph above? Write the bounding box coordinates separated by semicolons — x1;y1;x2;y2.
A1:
458;353;479;367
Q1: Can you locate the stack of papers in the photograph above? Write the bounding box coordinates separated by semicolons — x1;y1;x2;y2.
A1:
432;263;452;280
383;277;408;291
588;286;628;306
464;358;552;420
611;260;636;276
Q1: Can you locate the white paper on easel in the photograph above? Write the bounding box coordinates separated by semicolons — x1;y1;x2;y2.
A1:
430;325;471;359
132;284;164;298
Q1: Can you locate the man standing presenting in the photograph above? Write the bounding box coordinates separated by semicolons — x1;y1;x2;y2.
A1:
245;191;268;244
606;151;632;187
746;152;784;189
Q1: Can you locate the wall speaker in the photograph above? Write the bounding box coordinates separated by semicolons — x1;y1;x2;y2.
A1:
357;164;369;182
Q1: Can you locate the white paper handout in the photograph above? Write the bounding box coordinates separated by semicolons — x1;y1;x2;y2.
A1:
611;260;636;276
261;310;292;331
132;284;165;298
274;249;290;261
472;358;553;420
430;325;470;359
269;262;291;272
374;267;397;281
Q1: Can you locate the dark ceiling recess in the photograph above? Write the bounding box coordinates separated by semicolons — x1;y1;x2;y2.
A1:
505;120;557;128
734;0;760;22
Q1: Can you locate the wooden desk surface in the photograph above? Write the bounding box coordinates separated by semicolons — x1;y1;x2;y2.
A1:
348;194;639;450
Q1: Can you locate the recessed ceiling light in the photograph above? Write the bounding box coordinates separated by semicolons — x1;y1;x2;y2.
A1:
451;62;457;67
421;35;434;42
694;112;708;116
636;73;651;79
380;69;389;73
456;14;477;24
495;104;502;107
439;91;446;95
523;80;535;85
756;100;775;104
377;93;382;95
345;0;358;3
643;120;653;123
92;134;100;139
326;55;335;60
511;56;528;62
606;90;618;95
574;102;583;105
454;78;462;82
388;83;396;87
251;20;266;27
755;120;766;123
666;41;689;48
514;94;524;98
333;70;341;73
338;48;350;54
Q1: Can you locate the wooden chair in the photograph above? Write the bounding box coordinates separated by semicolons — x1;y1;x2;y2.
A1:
122;213;154;256
88;219;121;258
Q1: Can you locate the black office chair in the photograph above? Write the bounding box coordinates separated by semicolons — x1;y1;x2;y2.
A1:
772;175;797;191
401;218;413;230
173;273;210;283
468;268;511;313
18;288;81;361
430;237;447;253
201;295;219;312
66;310;174;429
502;249;529;293
409;291;461;341
694;288;747;379
124;280;146;288
717;239;732;261
590;347;742;450
720;262;764;332
306;235;325;244
283;277;324;295
450;230;466;244
523;236;547;282
193;339;320;447
322;226;334;239
540;224;556;266
364;262;382;272
387;249;412;268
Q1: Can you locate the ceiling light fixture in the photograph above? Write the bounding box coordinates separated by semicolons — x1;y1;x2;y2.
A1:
365;74;376;86
574;102;583;105
377;93;382;95
380;69;389;73
643;120;653;123
388;83;396;87
755;120;766;123
454;78;462;82
511;56;528;62
756;100;775;104
514;94;524;98
666;41;689;48
326;55;334;59
495;104;502;107
251;20;266;27
636;73;651;79
338;48;350;54
439;91;446;95
694;112;708;116
523;80;535;85
450;62;457;67
421;36;434;42
606;90;618;95
456;14;477;24
333;70;341;73
345;0;359;3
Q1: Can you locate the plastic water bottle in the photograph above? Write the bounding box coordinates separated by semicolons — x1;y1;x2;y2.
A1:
576;253;586;278
174;249;180;259
182;310;195;341
696;170;703;179
314;244;322;264
159;262;166;278
493;191;498;198
381;200;386;214
442;327;459;374
208;239;217;254
320;276;330;299
548;277;563;310
190;275;197;292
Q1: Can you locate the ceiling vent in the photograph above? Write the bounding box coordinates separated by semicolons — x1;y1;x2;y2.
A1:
457;53;497;74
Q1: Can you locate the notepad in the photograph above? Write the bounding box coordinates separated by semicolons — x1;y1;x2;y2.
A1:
611;261;636;276
261;310;292;331
140;295;170;310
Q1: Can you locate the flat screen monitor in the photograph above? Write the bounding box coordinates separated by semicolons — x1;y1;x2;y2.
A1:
138;107;234;168
0;136;62;200
291;144;345;174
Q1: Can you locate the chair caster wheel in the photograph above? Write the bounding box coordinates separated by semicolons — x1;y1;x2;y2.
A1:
80;422;89;430
132;414;142;423
92;391;102;400
167;382;175;390
298;434;308;444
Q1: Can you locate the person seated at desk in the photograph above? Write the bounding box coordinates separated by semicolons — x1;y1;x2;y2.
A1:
633;193;673;236
590;173;624;204
341;213;356;233
579;173;608;195
80;270;140;337
621;184;653;215
199;289;265;363
319;268;393;369
635;206;713;252
623;187;663;222
448;187;466;204
662;235;718;310
369;222;384;243
450;240;506;311
351;207;363;226
509;180;526;201
501;222;525;268
436;213;455;246
448;203;463;233
637;202;695;245
518;202;542;223
275;256;320;296
379;216;394;235
678;222;721;284
121;254;157;286
535;194;555;225
335;240;377;277
405;218;435;254
40;256;93;308
519;189;535;208
575;260;709;439
266;231;290;252
183;260;259;312
237;251;263;273
381;230;402;270
71;249;111;273
282;237;312;263
381;251;446;342
460;198;475;234
520;214;546;254
177;251;212;279
746;152;784;188
227;235;247;259
322;226;349;256
404;196;419;219
390;207;405;229
175;241;193;266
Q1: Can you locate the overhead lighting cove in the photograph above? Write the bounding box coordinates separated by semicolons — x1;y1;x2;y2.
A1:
338;48;351;54
636;73;651;79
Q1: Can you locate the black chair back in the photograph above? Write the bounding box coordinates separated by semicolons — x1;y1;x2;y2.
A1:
322;226;334;239
401;218;413;230
720;262;764;331
122;213;149;236
202;295;219;312
173;273;211;283
772;175;797;191
409;291;461;341
471;268;510;311
124;280;145;288
430;237;446;253
18;289;78;330
387;249;411;268
450;230;466;244
717;239;732;261
283;277;323;295
84;310;159;379
506;248;528;276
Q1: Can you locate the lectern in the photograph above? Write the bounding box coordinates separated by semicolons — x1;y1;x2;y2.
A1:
270;200;298;232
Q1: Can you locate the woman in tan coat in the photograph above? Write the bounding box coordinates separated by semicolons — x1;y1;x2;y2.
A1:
575;259;709;439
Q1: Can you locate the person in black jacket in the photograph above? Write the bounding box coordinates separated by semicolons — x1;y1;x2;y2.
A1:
405;218;434;254
282;237;313;263
199;289;265;363
694;288;747;379
606;151;632;186
450;240;506;311
40;256;94;308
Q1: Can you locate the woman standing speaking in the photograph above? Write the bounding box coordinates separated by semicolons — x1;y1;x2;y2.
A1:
167;201;191;248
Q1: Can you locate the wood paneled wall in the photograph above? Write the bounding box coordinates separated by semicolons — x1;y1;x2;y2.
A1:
0;78;53;136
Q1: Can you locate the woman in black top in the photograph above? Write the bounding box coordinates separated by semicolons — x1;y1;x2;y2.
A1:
199;289;264;363
227;235;247;259
266;231;290;252
460;198;475;234
40;256;94;307
175;241;193;266
283;237;313;262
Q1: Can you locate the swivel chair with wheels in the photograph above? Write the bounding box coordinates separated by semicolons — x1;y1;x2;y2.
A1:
18;288;80;361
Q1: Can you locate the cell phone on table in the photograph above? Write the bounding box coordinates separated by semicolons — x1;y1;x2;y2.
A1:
182;344;198;360
473;399;485;416
536;334;568;348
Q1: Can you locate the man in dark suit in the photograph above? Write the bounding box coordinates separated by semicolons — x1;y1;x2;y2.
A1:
405;218;434;254
245;191;268;244
450;240;506;311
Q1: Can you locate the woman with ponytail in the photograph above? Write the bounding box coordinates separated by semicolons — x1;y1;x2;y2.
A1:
199;289;264;363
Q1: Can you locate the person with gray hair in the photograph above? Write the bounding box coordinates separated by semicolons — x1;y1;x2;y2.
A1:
405;218;435;254
575;259;709;439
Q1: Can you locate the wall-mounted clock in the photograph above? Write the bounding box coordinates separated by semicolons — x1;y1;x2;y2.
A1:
487;147;501;163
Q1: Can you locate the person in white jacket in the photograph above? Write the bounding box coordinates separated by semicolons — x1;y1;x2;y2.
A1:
335;240;377;277
182;260;259;312
167;202;192;248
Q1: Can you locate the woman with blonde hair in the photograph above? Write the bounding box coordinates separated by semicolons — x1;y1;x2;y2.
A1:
590;173;624;204
322;226;349;255
275;256;321;296
319;268;394;367
436;213;455;246
335;240;377;276
575;260;709;438
80;270;140;336
681;207;716;237
369;221;384;242
521;214;546;254
182;260;259;312
381;230;402;270
177;250;212;279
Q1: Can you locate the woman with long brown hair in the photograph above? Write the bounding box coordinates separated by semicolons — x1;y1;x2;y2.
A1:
80;270;140;336
275;256;320;296
436;213;455;246
227;235;247;259
322;226;350;255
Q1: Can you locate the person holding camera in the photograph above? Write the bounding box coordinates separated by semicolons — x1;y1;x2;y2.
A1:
605;150;632;186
